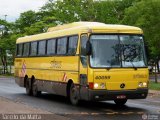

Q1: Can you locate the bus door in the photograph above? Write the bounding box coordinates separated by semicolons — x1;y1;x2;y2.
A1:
79;34;89;100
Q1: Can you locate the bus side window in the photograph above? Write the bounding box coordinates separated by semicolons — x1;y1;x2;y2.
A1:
38;40;46;55
57;37;67;55
16;44;23;56
47;39;56;55
80;34;88;67
23;43;30;56
68;35;78;55
30;41;37;56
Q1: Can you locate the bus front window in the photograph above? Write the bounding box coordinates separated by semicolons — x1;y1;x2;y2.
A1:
120;35;146;68
90;34;147;68
90;35;121;68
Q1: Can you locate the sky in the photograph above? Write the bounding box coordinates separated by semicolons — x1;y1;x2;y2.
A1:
0;0;48;22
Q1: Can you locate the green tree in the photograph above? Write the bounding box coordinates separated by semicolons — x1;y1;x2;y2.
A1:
41;0;96;24
15;10;39;34
41;0;138;24
122;0;160;80
0;19;12;73
122;0;160;59
95;0;141;24
0;19;20;74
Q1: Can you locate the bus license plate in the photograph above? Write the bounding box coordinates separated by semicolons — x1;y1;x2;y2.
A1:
116;95;126;99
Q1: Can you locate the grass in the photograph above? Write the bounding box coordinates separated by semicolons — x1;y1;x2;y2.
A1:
149;81;160;90
0;74;14;77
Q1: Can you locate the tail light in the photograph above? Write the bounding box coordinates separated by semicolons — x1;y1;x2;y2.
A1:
89;82;94;89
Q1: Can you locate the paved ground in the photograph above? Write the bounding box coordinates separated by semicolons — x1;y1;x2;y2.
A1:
0;77;160;120
0;97;72;120
0;97;50;114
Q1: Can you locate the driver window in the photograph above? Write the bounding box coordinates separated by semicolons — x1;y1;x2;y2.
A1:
80;34;88;67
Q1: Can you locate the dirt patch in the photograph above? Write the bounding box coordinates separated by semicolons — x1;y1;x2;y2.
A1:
0;97;71;120
0;97;50;114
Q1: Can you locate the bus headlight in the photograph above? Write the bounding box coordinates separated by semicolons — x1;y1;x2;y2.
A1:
138;82;143;87
138;82;147;87
94;83;99;88
142;82;147;87
94;83;106;89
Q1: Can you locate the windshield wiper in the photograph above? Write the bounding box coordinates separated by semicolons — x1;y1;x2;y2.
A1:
129;60;137;70
123;56;137;70
121;45;138;70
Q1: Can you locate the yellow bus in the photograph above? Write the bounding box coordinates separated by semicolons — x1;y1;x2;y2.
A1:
15;22;149;105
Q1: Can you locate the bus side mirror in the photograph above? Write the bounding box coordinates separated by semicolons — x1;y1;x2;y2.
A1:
86;41;92;56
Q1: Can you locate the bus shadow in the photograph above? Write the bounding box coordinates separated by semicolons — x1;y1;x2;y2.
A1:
21;92;147;114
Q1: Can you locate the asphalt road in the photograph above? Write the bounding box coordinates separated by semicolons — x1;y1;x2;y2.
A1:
0;77;160;120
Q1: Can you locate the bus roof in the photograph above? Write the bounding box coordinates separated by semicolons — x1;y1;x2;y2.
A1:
16;22;143;43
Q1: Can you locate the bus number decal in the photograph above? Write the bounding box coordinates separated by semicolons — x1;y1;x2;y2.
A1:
95;76;111;80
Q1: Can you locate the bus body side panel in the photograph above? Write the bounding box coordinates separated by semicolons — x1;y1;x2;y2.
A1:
15;56;79;96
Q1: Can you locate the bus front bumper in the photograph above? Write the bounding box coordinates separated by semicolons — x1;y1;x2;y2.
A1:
88;88;148;101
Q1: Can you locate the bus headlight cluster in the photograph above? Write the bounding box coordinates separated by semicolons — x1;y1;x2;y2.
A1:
94;83;106;89
94;83;99;88
100;83;106;89
138;82;147;87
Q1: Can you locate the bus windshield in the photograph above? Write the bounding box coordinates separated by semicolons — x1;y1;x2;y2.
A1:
90;34;147;68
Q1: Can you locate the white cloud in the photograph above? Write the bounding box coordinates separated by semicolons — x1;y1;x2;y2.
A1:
0;0;48;22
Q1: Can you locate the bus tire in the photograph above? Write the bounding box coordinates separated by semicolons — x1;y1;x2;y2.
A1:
26;78;32;96
69;83;79;105
32;81;41;97
114;99;127;106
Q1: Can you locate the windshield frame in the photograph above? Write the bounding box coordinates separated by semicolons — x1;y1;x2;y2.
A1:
88;33;148;69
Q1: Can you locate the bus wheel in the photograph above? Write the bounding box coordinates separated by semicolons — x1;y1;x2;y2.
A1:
26;78;32;96
32;81;41;97
114;99;127;106
70;83;79;105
